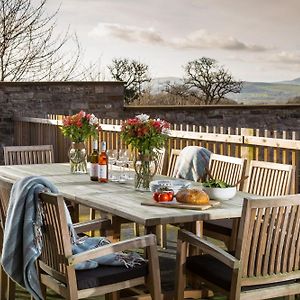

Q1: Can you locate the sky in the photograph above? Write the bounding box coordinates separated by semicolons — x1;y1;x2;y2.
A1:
46;0;300;82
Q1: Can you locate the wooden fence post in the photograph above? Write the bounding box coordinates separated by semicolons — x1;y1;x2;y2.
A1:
240;128;254;161
240;128;254;190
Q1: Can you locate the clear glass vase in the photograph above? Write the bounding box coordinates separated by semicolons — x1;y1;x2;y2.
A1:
133;153;157;191
68;142;87;174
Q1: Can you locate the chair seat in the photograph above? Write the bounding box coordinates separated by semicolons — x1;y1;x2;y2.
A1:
186;255;297;292
204;219;233;236
187;254;232;291
76;262;148;290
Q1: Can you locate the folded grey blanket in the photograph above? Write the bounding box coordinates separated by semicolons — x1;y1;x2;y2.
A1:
175;146;211;181
1;176;144;300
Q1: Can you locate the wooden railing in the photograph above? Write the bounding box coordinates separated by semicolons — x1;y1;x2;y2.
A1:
14;116;300;192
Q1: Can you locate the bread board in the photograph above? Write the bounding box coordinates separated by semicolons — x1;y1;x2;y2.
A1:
141;199;220;210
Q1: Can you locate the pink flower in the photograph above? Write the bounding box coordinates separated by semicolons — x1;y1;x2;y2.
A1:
79;110;86;118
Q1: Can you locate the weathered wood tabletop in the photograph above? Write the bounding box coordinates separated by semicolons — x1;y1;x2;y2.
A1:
0;163;253;231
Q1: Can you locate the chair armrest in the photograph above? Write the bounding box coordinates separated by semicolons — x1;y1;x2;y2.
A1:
73;218;111;234
68;234;157;266
178;229;240;269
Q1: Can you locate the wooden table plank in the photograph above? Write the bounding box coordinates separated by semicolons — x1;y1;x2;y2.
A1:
0;163;251;227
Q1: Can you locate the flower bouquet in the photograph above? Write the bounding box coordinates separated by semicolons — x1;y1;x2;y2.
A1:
60;110;100;173
121;114;170;190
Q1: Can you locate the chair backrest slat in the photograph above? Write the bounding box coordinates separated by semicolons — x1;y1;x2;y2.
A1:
167;149;181;177
39;192;73;282
237;196;300;285
245;160;293;196
4;145;54;165
155;148;166;175
209;154;246;189
0;176;14;229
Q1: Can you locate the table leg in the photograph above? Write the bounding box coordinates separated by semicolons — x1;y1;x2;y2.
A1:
181;221;203;256
145;225;157;235
111;215;122;242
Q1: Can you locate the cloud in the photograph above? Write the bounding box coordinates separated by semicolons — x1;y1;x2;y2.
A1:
269;51;300;64
171;29;268;52
89;23;268;52
89;23;165;44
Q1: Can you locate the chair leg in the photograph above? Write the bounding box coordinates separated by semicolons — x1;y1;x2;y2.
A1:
89;208;96;236
174;239;188;300
228;219;240;251
106;291;120;300
133;223;140;236
0;265;8;300
40;283;47;299
156;224;167;248
7;277;15;300
147;243;162;300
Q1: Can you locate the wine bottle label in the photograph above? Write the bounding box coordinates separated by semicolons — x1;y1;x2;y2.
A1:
98;165;107;179
93;140;98;150
90;163;98;177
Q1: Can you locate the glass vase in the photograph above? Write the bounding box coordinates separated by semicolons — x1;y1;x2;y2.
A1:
133;153;157;191
68;142;87;174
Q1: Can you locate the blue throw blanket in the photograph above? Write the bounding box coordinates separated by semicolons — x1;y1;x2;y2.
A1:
1;176;144;300
175;146;211;181
1;176;58;300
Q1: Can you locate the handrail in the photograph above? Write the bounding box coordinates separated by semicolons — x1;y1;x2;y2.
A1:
12;116;300;193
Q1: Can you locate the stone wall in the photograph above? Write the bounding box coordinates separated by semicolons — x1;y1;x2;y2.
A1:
0;81;124;150
124;105;300;132
1;81;300;164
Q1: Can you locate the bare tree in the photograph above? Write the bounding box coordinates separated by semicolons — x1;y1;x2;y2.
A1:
108;58;151;104
0;0;81;81
183;57;243;105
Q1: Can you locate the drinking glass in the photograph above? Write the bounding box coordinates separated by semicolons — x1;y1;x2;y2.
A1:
117;149;130;182
107;149;118;181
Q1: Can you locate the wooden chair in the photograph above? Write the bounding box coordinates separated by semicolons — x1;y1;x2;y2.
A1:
204;159;294;250
208;154;246;189
244;160;293;196
3;145;54;165
175;195;300;300
203;154;246;249
0;176;15;300
3;145;79;222
167;149;181;177
38;191;162;300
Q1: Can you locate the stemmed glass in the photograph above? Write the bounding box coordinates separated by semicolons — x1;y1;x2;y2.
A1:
117;149;130;182
107;149;118;181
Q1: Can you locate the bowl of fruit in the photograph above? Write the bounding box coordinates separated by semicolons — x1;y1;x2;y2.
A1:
152;187;175;203
201;179;236;201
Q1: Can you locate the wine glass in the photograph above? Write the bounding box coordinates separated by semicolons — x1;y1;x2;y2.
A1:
107;149;118;181
117;149;129;182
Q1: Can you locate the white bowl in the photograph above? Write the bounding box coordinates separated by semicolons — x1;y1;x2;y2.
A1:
150;179;191;193
202;186;237;201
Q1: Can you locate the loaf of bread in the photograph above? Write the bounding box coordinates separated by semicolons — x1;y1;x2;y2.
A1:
176;188;209;205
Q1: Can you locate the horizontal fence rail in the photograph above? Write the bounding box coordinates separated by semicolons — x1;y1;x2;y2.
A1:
13;116;300;193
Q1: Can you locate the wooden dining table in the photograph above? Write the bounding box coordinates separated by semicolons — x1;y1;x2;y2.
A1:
0;163;255;239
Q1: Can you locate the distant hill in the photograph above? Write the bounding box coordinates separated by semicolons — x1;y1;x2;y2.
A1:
278;77;300;85
148;77;300;104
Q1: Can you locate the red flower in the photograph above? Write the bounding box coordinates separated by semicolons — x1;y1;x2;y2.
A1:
120;114;170;154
